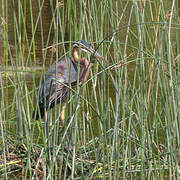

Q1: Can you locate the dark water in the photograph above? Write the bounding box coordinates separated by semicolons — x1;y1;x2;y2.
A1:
0;0;177;123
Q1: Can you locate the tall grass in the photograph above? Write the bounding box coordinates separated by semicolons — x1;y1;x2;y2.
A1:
0;0;179;179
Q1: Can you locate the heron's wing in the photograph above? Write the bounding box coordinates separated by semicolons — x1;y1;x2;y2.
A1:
48;82;68;107
47;57;78;83
38;57;78;106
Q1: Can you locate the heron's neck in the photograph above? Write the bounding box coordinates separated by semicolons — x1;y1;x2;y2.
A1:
72;47;89;68
72;47;79;62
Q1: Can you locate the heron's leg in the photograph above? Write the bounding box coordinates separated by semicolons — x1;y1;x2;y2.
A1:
46;111;48;120
45;110;51;163
60;104;66;125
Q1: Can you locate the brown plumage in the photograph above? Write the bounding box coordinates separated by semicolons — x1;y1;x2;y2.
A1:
33;40;104;120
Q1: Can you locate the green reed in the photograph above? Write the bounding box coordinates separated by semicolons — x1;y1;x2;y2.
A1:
0;0;179;179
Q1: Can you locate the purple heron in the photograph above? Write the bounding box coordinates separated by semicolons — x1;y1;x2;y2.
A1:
33;40;104;121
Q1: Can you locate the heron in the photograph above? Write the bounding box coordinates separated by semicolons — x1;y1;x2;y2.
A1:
33;40;104;121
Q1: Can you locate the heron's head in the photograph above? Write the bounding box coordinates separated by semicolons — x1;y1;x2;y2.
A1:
73;40;105;62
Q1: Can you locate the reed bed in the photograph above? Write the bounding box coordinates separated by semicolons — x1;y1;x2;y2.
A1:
0;0;179;179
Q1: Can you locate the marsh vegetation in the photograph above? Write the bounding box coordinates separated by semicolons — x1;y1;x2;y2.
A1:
0;0;179;179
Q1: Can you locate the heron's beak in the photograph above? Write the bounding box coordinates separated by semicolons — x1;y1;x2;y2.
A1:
74;40;106;62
